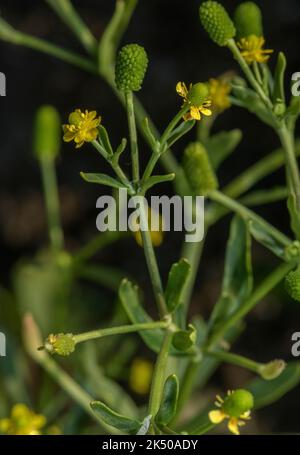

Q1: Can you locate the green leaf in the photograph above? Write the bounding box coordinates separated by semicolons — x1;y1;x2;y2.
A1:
247;362;300;409
141;173;175;193
231;83;276;128
172;324;197;351
248;219;287;260
165;259;191;312
98;125;113;155
142;117;159;152
113;138;127;165
118;279;187;356
155;375;179;426
98;0;138;78
90;401;141;434
166;120;195;148
80;172;125;190
119;279;164;353
204;130;242;170
272;52;286;105
137;415;152;435
209;216;253;330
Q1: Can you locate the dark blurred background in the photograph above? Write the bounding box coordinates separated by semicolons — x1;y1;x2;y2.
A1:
0;0;300;433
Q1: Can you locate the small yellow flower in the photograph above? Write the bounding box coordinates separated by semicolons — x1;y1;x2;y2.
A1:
0;404;46;435
132;208;164;247
237;35;273;64
209;78;231;112
63;109;101;148
176;82;212;121
129;358;153;395
208;390;253;435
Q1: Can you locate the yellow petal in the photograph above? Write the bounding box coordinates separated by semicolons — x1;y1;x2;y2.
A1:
176;82;188;99
190;106;201;120
228;418;240;435
199;107;212;117
209;410;226;424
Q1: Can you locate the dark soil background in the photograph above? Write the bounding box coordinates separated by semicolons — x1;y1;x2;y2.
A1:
0;0;300;434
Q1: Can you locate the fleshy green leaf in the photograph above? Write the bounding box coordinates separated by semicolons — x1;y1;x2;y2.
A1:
172;324;197;351
137;415;152;435
231;82;276;128
247;362;300;409
98;125;113;156
118;279;187;356
142;117;160;152
248;219;287;260
165;259;191;312
209;215;252;330
272;52;286;106
90;401;141;434
155;375;179;426
166;120;195;148
80;172;125;189
113;138;127;164
204;129;242;170
141;173;175;194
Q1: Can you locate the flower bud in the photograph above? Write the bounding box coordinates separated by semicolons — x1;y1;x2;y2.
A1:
187;82;210;107
33;105;61;160
183;142;218;195
115;44;148;92
234;2;263;40
222;389;253;418
258;359;286;380
199;1;236;47
285;268;300;302
44;333;75;356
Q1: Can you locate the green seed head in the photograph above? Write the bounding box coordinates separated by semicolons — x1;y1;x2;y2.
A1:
234;2;263;40
222;389;254;418
183;142;218;195
199;1;236;46
285;268;300;301
187;82;210;106
33;105;61;160
115;44;148;92
45;333;75;356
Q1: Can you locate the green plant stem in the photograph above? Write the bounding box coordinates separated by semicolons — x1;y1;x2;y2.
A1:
0;20;97;73
45;0;97;55
73;231;126;263
227;39;273;110
206;349;261;374
208;189;291;247
252;61;263;86
92;139;134;193
73;321;169;345
125;90;140;186
139;200;168;318
206;260;296;348
148;330;172;419
141;106;189;184
278;122;300;213
40;158;64;251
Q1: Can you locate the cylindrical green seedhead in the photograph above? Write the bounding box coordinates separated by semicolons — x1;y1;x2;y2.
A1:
183;142;218;195
115;44;148;92
187;82;210;106
285;268;300;301
33;105;61;160
199;1;236;46
222;389;254;418
234;2;263;40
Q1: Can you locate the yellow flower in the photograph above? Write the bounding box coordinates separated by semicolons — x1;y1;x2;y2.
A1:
237;35;273;64
129;358;153;395
0;404;46;435
176;82;212;121
63;109;101;148
132;207;164;247
209;78;231;112
208;390;253;435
